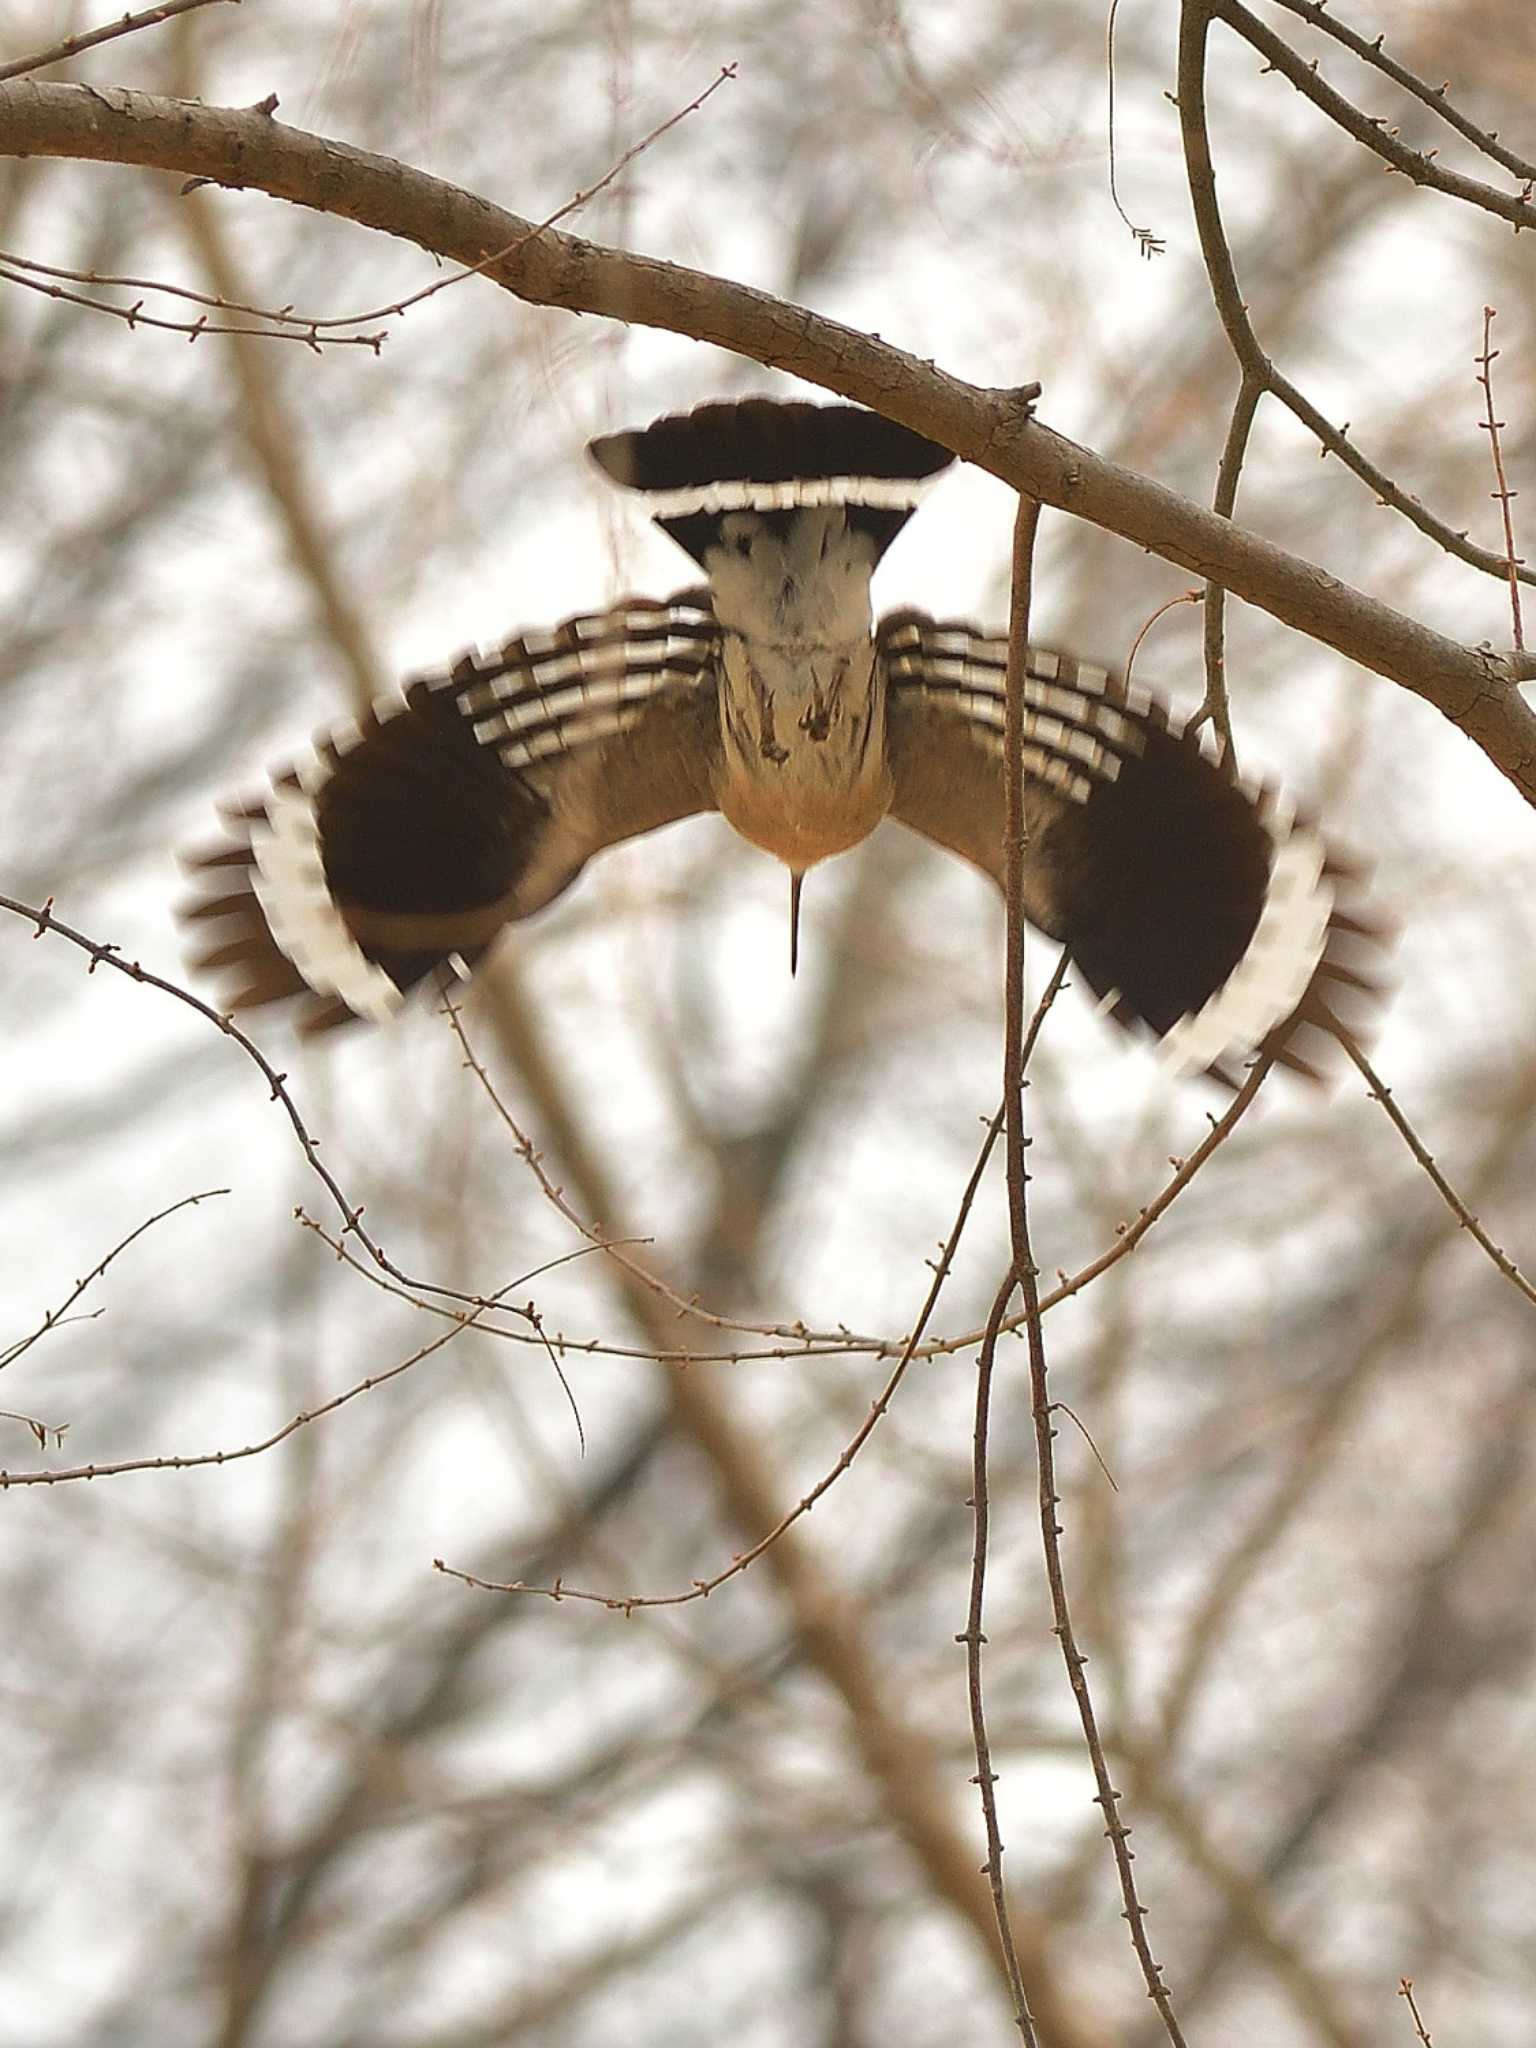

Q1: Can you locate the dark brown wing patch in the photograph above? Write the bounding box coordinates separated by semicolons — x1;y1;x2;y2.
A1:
881;611;1386;1082
181;599;724;1032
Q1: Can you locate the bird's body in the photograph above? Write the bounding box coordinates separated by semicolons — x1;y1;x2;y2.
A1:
184;398;1380;1079
706;515;891;867
589;402;929;877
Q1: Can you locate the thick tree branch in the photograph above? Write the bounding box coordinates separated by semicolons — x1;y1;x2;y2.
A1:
3;79;1535;801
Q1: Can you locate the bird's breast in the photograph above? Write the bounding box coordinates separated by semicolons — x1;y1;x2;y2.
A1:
713;639;892;868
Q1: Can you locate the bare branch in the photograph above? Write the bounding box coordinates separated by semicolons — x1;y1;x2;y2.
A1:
1476;305;1526;653
0;895;543;1332
0;1406;67;1449
0;244;350;323
1266;0;1536;186
426;931;1096;2041
272;62;738;336
1398;1978;1437;2047
1197;373;1262;751
444;993;833;1350
0;252;385;348
1000;497;1187;2043
992;1060;1275;1344
1344;1033;1536;1311
0;0;236;84
959;489;1049;2044
1;81;1534;800
1176;6;1536;594
1206;0;1536;232
0;1281;516;1488
1105;0;1166;257
0;1187;228;1374
435;994;1061;1615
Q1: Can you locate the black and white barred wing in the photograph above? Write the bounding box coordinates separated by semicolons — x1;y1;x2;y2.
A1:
182;597;722;1033
880;612;1380;1081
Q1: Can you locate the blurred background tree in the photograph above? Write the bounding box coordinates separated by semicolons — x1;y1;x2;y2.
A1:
2;3;1535;2043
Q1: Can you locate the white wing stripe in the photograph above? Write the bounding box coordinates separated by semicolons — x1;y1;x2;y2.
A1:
446;612;716;725
468;669;674;742
642;473;936;519
509;605;713;651
249;788;403;1024
1160;810;1334;1077
931;730;1096;800
495;707;649;767
893;675;1128;732
885;666;1131;793
888;651;1117;705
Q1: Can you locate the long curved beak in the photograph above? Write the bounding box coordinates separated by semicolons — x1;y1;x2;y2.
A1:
789;871;804;978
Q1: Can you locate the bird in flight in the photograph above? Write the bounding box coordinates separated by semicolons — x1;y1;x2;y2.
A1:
183;397;1378;1081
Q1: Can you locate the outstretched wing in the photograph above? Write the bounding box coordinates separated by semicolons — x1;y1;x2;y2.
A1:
182;596;722;1032
880;611;1381;1081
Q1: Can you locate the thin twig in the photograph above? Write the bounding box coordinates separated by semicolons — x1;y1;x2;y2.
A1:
1016;1058;1273;1326
1475;305;1525;654
1398;1978;1435;2046
1123;589;1206;694
322;1055;1274;1374
0;895;542;1332
959;489;1049;2044
0;1407;67;1449
0;246;349;322
0;259;385;350
287;64;738;336
1197;371;1264;752
436;978;1069;1614
1342;1032;1536;1310
297;1210;652;1307
1105;0;1165;257
0;0;234;83
443;991;832;1348
965;1278;1040;2046
0;1187;228;1373
1205;0;1536;235
1177;4;1536;594
0;1283;521;1488
996;494;1188;2043
0;247;386;350
295;1219;854;1364
1266;0;1536;186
